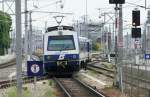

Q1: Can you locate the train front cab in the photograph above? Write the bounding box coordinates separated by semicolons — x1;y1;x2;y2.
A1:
44;32;80;74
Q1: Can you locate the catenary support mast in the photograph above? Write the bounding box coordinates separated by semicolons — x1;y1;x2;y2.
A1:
15;0;22;96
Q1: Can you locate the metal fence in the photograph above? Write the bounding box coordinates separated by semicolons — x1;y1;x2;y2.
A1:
122;47;150;97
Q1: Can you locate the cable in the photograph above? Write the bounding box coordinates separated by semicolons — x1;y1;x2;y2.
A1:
32;0;39;8
32;14;51;20
126;2;145;8
125;0;147;9
128;0;143;4
31;0;61;11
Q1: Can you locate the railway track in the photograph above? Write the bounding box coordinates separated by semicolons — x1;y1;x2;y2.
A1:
0;76;48;89
88;61;150;91
54;77;107;97
87;63;115;78
0;55;37;69
0;59;16;69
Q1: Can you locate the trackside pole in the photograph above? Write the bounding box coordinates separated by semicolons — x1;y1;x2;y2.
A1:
24;0;28;67
34;76;37;97
15;0;22;97
118;4;123;92
114;4;119;88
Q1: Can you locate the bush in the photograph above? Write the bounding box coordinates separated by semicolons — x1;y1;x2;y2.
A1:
0;11;12;55
92;42;100;51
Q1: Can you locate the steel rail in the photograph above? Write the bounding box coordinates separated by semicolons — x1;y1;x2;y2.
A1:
88;64;115;73
87;66;115;78
0;59;16;69
89;63;150;91
74;78;107;97
53;78;72;97
0;55;27;69
54;77;108;97
0;76;47;89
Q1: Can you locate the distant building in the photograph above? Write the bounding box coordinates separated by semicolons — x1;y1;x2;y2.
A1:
124;33;142;49
74;21;102;41
144;10;150;52
73;19;114;52
10;30;25;53
9;28;43;54
31;29;43;52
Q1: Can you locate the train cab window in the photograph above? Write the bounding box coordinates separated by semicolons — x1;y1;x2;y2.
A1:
47;35;75;51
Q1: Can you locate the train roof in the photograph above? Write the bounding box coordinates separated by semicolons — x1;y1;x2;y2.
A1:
46;26;74;32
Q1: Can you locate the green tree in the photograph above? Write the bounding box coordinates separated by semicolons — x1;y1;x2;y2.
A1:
0;11;12;55
92;42;100;51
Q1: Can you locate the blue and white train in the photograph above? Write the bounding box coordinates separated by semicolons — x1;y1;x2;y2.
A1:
43;26;92;75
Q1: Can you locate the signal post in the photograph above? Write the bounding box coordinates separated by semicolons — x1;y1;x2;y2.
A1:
109;0;125;92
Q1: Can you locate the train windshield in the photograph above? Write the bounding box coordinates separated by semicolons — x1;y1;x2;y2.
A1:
47;35;75;51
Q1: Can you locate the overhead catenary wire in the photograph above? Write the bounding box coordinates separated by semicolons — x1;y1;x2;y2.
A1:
31;0;62;11
98;0;144;14
125;0;149;9
30;13;51;20
126;2;146;8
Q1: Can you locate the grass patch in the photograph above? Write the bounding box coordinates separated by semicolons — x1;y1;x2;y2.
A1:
7;87;30;97
44;90;54;97
88;70;98;75
5;80;57;97
43;80;57;97
101;62;114;69
48;80;54;86
102;86;116;90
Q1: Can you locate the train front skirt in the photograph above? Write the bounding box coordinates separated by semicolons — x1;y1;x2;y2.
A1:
44;60;80;73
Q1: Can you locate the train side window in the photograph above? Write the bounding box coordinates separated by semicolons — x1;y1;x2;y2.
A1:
89;43;92;52
87;42;89;52
79;42;84;51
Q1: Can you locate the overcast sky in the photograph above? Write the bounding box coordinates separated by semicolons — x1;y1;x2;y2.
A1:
27;0;150;31
27;0;150;20
2;0;150;33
